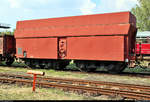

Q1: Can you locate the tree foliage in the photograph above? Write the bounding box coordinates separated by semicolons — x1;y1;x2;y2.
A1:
0;30;13;35
0;29;15;36
131;0;150;31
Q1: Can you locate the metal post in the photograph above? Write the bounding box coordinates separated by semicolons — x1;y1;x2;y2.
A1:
27;70;45;92
139;42;142;56
147;37;150;43
32;74;37;92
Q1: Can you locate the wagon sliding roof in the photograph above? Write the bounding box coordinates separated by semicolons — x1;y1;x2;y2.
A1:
15;11;136;38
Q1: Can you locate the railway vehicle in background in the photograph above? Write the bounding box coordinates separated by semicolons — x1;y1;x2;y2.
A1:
136;31;150;68
0;23;16;65
14;11;137;73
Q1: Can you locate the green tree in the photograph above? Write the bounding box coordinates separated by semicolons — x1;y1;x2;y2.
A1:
131;0;150;31
0;30;13;35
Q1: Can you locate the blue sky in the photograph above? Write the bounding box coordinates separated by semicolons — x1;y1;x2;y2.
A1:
0;0;138;31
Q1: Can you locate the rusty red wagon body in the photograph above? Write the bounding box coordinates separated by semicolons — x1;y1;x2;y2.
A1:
0;35;16;65
136;43;150;55
14;11;137;73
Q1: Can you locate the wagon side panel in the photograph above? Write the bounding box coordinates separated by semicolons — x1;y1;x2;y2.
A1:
16;38;58;59
4;36;16;56
66;36;125;61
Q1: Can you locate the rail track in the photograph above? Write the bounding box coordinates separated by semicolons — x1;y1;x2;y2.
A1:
0;73;150;100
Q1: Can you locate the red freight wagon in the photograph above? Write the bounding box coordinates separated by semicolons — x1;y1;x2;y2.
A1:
15;11;137;73
136;43;150;68
0;35;16;65
136;43;150;55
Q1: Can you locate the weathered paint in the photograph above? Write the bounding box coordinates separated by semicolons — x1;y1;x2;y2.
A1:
0;37;3;54
14;11;137;63
15;11;136;38
16;38;58;59
136;43;150;55
66;36;124;61
15;24;131;38
16;12;135;29
0;35;15;56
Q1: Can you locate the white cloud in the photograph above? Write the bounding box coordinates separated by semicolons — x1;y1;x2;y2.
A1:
0;0;139;31
96;0;138;13
79;0;96;15
116;0;126;10
8;0;22;8
7;0;58;9
116;0;138;11
7;0;97;15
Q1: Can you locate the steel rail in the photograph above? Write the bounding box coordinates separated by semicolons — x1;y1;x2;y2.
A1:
39;77;150;92
0;73;150;93
0;77;150;100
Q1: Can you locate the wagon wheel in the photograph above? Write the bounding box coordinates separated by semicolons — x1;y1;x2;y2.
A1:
77;63;91;72
6;58;14;66
39;65;45;69
54;61;70;71
107;63;126;74
79;67;89;72
119;64;127;72
88;68;97;72
52;62;61;70
27;64;36;68
25;61;36;68
78;64;85;72
148;63;150;69
59;62;69;70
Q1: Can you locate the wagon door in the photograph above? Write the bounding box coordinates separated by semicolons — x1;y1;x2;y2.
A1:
58;38;67;59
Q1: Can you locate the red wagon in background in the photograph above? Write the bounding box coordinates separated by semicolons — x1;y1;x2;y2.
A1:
136;43;150;55
15;11;137;73
0;24;15;65
0;35;15;65
136;33;150;68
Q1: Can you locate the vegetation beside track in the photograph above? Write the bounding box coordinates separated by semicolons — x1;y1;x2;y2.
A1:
0;62;88;79
2;61;150;73
124;66;150;73
1;61;150;86
0;84;94;100
0;62;150;100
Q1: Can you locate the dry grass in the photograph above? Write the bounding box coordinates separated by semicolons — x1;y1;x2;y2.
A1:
0;66;150;100
0;65;96;100
0;84;94;100
0;66;88;79
0;65;150;86
0;84;125;100
0;63;150;100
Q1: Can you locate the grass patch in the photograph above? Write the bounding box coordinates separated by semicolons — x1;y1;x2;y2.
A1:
123;67;150;73
0;84;94;100
1;62;150;100
0;62;88;79
66;63;78;70
1;61;150;78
